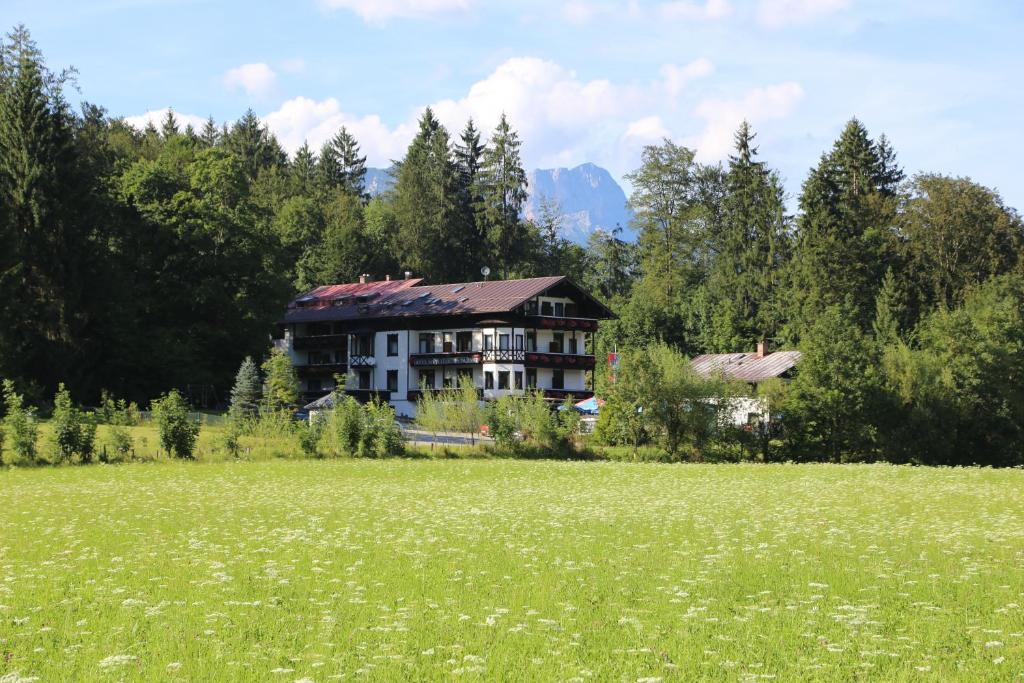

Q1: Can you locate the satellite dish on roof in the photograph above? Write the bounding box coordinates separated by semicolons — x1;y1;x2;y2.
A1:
481;266;490;280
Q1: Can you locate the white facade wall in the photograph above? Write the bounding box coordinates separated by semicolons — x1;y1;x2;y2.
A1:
288;295;597;418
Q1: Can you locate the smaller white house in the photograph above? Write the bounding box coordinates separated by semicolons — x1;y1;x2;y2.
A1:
691;342;801;427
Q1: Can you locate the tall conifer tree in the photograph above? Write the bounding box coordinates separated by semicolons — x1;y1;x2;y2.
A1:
392;108;461;282
479;114;528;277
785;118;903;339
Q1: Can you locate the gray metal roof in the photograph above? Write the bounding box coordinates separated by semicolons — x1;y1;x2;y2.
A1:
691;350;802;383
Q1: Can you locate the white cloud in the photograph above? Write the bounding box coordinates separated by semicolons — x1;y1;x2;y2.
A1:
223;63;277;97
319;0;474;23
756;0;850;28
661;58;714;98
123;108;207;132
691;81;804;161
262;96;417;163
658;0;732;21
124;56;803;184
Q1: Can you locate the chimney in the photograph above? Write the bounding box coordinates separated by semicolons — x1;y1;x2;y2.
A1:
756;340;768;358
404;271;412;280
359;274;372;284
385;274;391;281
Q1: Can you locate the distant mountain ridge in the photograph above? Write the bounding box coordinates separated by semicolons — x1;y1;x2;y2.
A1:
524;163;635;244
364;162;635;245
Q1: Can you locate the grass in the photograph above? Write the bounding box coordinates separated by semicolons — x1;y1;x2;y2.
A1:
1;460;1022;681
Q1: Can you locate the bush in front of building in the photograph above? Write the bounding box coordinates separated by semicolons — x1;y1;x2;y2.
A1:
320;395;403;458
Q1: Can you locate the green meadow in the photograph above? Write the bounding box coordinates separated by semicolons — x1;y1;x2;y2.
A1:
1;460;1022;681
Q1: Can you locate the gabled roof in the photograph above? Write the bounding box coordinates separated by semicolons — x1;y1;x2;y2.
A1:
281;275;614;323
691;350;802;383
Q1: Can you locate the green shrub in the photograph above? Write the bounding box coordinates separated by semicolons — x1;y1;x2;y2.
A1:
364;401;403;458
50;383;97;463
2;380;39;465
323;395;365;456
104;424;134;462
151;389;199;459
298;418;322;458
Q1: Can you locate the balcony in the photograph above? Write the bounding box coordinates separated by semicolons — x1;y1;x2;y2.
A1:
409;351;482;367
482;349;525;362
524;352;596;370
295;362;348;377
348;355;376;367
527;316;599;332
542;389;595;402
293;334;348;351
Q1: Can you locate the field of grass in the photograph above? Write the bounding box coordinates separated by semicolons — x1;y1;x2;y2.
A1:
1;460;1022;681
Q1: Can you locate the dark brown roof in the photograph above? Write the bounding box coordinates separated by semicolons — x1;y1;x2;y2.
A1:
691;350;802;383
281;276;613;324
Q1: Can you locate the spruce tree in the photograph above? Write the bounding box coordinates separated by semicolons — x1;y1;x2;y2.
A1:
160;109;179;138
229;356;262;421
0;25;89;395
224;109;287;180
200;116;219;147
290;141;317;195
479;114;529;278
785;118;903;340
454;118;487;269
318;126;367;199
703;121;789;351
392;107;461;282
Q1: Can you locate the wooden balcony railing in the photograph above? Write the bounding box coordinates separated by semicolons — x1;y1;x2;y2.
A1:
348;355;376;367
524;352;596;370
527;316;599;332
482;349;525;362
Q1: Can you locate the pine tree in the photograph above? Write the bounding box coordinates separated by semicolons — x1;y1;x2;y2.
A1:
703;121;790;351
200;116;219;147
392;107;461;281
318;126;367;199
785;119;902;340
0;25;89;395
454;118;487;268
229;356;262;421
872;268;904;347
290;141;317;194
224;109;287;180
160;109;179;139
479;114;529;278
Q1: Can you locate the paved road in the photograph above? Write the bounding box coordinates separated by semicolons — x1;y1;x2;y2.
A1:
399;425;493;447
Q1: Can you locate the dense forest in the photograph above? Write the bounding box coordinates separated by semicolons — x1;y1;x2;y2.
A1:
3;26;1023;464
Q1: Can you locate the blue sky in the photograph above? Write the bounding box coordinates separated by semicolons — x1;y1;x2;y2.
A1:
6;0;1023;208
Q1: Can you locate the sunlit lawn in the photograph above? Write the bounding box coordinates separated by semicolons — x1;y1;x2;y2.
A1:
1;460;1022;680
